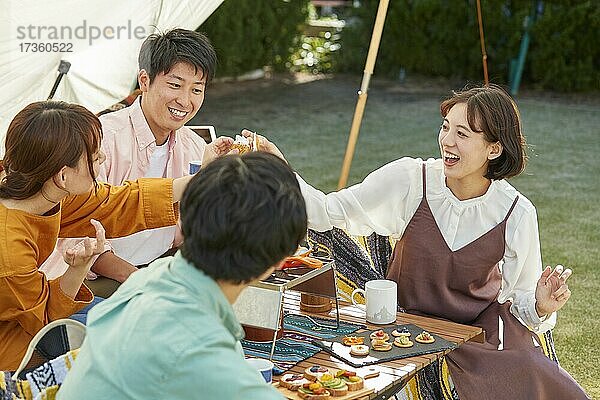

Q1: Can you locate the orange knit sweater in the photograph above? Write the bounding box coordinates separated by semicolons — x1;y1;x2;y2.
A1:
0;178;177;370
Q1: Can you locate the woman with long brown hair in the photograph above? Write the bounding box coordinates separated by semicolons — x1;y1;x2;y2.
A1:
0;101;224;371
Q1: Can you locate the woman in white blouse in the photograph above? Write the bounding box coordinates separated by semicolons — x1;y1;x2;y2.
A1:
261;84;588;399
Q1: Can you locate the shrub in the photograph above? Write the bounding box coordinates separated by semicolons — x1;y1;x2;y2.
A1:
529;1;600;91
336;0;599;92
199;0;309;77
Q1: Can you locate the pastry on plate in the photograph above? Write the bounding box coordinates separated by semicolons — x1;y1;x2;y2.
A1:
342;335;364;346
280;373;311;391
369;329;390;341
349;344;370;356
415;331;435;344
318;373;348;397
304;365;330;381
394;335;414;348
371;338;392;351
391;326;411;337
298;382;331;399
335;370;365;391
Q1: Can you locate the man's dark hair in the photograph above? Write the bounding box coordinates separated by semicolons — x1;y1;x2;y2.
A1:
138;28;217;83
180;152;308;284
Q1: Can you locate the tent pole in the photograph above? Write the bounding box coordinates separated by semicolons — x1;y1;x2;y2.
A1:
337;0;390;190
476;0;489;85
47;60;71;100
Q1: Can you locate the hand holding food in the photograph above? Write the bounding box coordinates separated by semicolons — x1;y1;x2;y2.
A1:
242;130;287;162
203;136;234;165
230;134;255;154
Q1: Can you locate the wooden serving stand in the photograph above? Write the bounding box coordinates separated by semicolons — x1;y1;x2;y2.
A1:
233;258;339;360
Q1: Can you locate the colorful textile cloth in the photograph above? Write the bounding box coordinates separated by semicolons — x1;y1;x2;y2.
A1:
1;349;79;400
308;228;393;302
241;313;364;374
26;350;78;400
1;370;18;400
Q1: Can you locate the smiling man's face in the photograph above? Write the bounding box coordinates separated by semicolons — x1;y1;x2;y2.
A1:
139;62;206;142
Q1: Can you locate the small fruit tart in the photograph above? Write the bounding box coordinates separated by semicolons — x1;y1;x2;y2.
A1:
369;329;390;341
335;370;364;391
415;331;435;344
349;344;370;356
394;335;414;348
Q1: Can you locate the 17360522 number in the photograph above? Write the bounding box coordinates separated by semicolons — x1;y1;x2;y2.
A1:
19;42;73;52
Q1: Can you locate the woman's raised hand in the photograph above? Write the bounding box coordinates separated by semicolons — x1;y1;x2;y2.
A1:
63;219;107;270
535;264;573;317
203;136;235;165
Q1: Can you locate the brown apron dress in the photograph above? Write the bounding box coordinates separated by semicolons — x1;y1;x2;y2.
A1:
386;164;589;400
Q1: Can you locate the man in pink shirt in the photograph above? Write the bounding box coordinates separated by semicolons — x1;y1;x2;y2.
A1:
42;29;234;297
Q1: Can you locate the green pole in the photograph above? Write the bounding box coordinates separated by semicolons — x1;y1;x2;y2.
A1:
510;1;543;95
510;16;531;96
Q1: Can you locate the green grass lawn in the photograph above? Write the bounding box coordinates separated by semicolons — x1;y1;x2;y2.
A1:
195;74;600;396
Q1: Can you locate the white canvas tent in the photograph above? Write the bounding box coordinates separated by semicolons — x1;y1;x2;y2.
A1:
0;0;224;156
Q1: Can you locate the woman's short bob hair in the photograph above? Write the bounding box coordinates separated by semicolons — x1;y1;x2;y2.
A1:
440;84;527;180
0;101;102;200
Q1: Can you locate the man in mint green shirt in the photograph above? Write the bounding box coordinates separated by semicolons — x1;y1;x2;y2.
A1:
58;152;307;399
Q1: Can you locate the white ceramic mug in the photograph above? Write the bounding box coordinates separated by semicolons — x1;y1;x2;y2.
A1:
246;358;274;383
351;279;397;325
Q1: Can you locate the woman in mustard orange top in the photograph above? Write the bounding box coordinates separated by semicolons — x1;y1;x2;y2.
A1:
0;101;230;371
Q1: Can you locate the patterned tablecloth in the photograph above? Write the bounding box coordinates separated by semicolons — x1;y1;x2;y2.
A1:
242;313;365;374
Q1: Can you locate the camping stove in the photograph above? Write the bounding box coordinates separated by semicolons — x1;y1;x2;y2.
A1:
232;258;339;360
